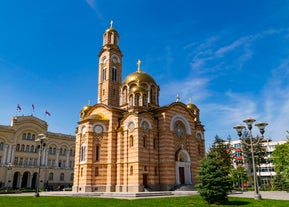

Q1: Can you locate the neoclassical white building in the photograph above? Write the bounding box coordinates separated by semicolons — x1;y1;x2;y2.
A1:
0;116;75;190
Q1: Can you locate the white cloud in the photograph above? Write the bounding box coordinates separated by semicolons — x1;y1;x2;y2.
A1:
85;0;104;20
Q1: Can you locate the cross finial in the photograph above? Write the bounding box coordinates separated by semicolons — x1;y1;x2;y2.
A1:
188;98;192;104
88;100;91;106
137;59;141;72
110;20;113;28
176;94;180;102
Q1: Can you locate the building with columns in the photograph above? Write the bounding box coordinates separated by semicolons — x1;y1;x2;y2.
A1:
0;115;75;190
73;23;206;192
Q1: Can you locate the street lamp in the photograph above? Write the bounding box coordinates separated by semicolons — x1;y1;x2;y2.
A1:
34;133;47;197
233;118;268;200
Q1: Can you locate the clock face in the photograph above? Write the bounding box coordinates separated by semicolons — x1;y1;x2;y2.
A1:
94;125;103;134
112;55;120;63
142;121;149;130
112;57;117;63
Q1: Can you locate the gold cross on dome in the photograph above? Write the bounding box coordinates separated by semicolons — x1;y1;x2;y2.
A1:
137;59;141;72
110;20;113;28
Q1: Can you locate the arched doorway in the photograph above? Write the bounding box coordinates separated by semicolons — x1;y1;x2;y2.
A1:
21;171;30;188
175;147;192;185
31;173;37;189
13;172;20;189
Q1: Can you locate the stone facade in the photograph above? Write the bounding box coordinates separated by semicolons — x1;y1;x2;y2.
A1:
73;24;205;192
0;116;75;190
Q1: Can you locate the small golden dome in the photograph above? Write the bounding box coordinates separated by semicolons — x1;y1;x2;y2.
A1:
82;104;91;112
124;71;156;85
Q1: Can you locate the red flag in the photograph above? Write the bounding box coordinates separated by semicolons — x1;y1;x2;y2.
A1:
45;110;51;116
17;104;21;112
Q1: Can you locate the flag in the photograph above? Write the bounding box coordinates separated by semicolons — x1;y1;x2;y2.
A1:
17;104;21;112
32;104;35;112
45;110;51;116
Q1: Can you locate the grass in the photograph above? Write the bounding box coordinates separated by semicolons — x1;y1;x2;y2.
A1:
0;195;289;207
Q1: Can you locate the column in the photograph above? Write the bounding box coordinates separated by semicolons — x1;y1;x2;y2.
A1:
2;144;9;165
10;145;16;164
65;151;70;169
175;162;180;185
7;144;12;163
45;149;49;166
55;149;60;168
29;175;33;188
185;162;192;184
18;174;23;189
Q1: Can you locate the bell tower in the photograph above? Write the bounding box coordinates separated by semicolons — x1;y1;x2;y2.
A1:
98;21;123;107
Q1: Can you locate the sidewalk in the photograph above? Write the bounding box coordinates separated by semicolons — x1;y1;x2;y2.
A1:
229;191;289;200
0;190;288;200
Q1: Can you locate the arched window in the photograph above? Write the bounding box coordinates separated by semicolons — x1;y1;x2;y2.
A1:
49;172;54;181
96;145;100;161
175;121;185;138
60;173;64;181
153;138;157;149
21;144;25;151
130;166;133;175
30;145;34;152
26;145;30;152
32;134;35;141
102;68;107;81
22;133;26;140
80;144;86;161
0;142;4;150
52;148;56;154
16;144;20;151
112;67;117;81
59;148;63;155
27;133;31;140
129;135;133;147
143;136;147;148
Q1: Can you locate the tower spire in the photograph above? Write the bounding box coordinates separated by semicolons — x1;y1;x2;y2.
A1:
110;20;113;29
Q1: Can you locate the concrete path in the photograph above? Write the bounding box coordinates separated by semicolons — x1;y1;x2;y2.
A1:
0;190;288;200
229;191;289;200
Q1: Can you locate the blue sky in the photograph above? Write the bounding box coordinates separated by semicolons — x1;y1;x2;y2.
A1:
1;0;289;149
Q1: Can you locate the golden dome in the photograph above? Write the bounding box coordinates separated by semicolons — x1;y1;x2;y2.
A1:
124;71;156;85
82;104;91;112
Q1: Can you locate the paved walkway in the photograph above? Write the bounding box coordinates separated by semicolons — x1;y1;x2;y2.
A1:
0;190;288;200
229;191;289;200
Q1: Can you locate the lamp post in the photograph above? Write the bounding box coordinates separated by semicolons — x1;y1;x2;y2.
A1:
34;133;47;197
233;118;268;200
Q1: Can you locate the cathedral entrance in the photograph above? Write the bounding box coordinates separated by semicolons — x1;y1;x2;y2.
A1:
143;174;148;188
175;148;192;185
179;167;185;184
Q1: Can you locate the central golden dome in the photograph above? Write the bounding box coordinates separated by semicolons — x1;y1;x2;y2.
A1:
123;59;156;84
124;71;156;84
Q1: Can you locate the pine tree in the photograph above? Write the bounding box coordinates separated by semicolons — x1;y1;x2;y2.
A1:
197;150;233;204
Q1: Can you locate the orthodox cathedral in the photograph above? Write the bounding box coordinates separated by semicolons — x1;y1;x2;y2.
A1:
73;23;205;192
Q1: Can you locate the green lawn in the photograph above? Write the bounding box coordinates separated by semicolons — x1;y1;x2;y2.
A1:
0;195;289;207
